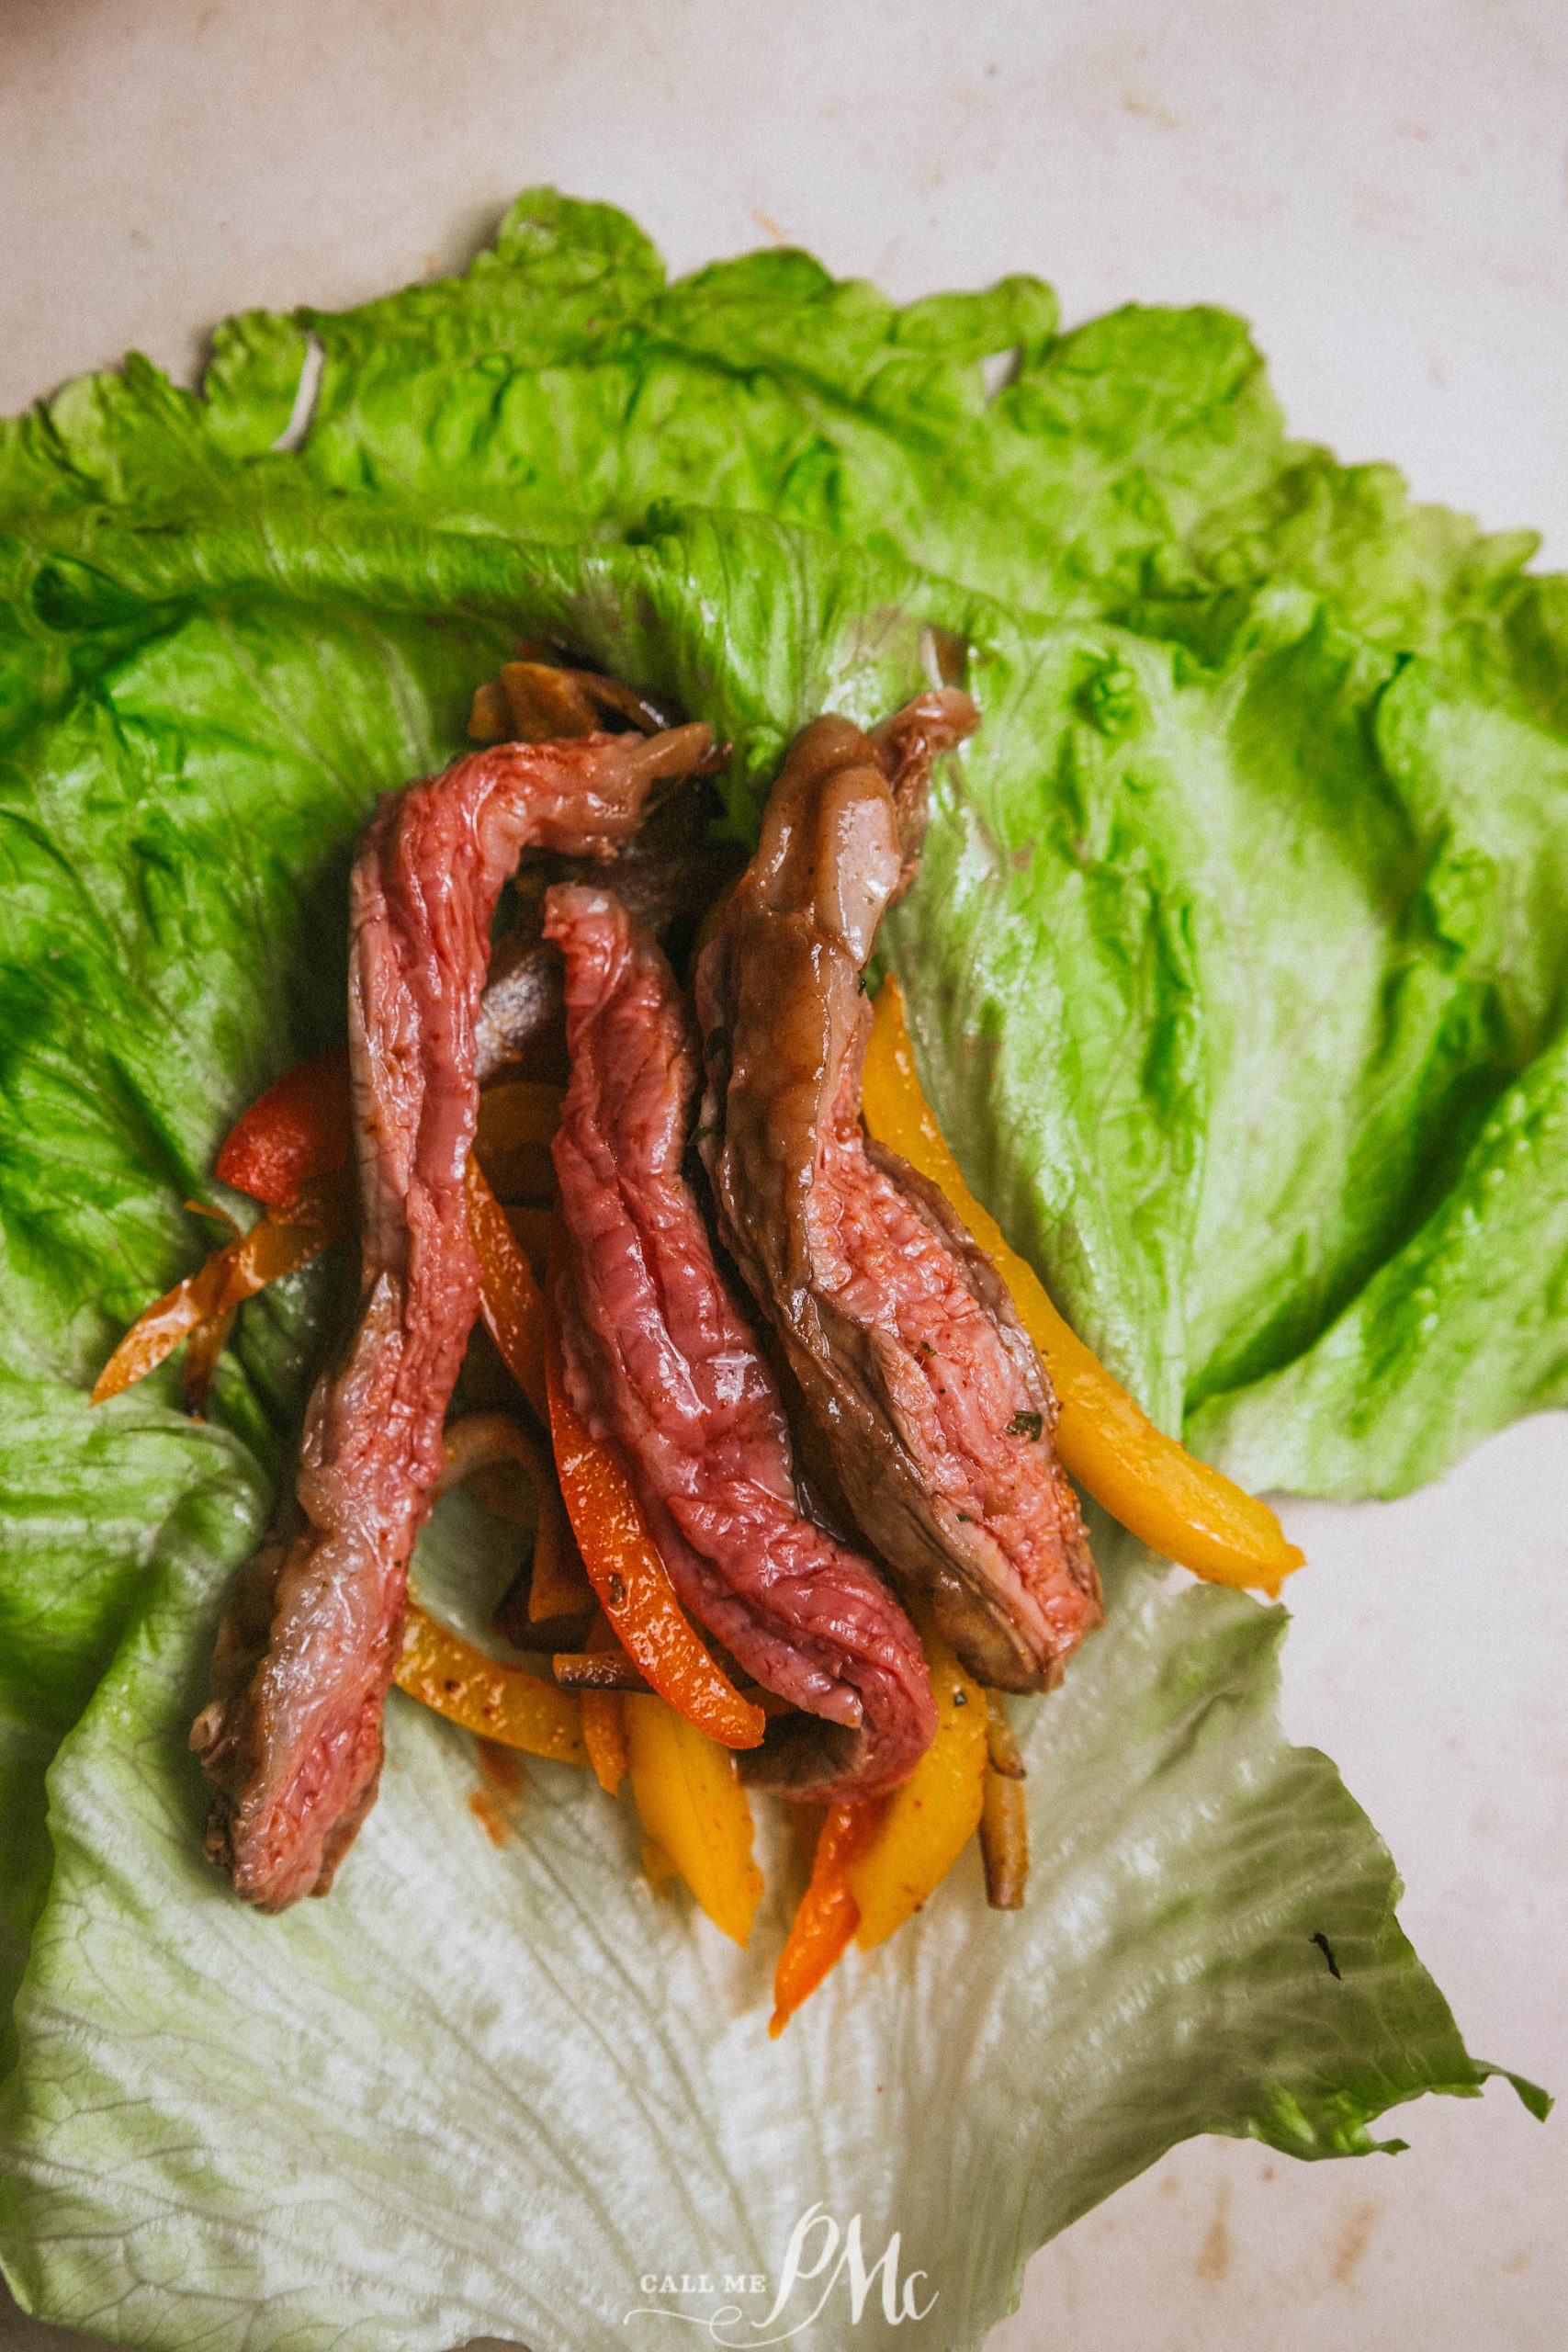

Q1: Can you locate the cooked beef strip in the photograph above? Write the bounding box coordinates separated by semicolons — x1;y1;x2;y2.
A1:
695;694;1102;1693
547;882;937;1799
474;786;744;1086
191;723;713;1910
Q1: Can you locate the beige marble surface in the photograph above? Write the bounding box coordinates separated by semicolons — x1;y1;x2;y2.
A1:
1;3;1564;2347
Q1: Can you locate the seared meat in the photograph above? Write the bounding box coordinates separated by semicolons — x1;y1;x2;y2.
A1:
696;695;1102;1693
192;723;713;1910
547;883;936;1800
474;789;743;1085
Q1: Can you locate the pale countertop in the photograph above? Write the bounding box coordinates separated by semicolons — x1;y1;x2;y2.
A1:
2;5;1564;2349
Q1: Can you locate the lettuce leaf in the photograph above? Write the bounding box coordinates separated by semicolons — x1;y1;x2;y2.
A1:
0;1506;1530;2352
0;193;1557;2348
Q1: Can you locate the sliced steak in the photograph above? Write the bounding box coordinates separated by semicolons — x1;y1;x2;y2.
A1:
192;723;713;1910
474;786;743;1085
696;695;1102;1693
547;882;936;1800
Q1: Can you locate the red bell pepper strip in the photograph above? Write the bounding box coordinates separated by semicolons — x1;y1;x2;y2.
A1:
215;1047;352;1205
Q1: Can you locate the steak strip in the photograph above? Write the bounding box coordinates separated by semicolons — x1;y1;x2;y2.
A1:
475;786;743;1087
696;694;1103;1692
547;883;937;1800
192;722;713;1910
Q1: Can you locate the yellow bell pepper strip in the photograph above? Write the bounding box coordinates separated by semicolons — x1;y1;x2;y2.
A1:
847;1611;988;1949
579;1614;630;1797
395;1600;588;1768
465;1155;549;1422
91;1172;352;1414
862;977;1304;1597
641;1838;681;1897
769;1798;889;2037
978;1698;1029;1911
770;1610;990;2023
544;1334;767;1752
395;1410;591;1766
623;1692;763;1946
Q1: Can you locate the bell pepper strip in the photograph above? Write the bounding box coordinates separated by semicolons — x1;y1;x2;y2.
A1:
475;1079;566;1158
553;1650;651;1692
503;1203;553;1280
862;978;1304;1597
847;1610;988;1950
395;1412;591;1766
90;1173;352;1412
490;1488;596;1655
641;1838;680;1897
769;1608;990;2024
466;1155;550;1422
985;1695;1026;1781
544;1334;766;1751
477;1139;558;1208
468;651;671;747
177;1296;240;1417
583;1700;629;1795
92;1242;233;1410
526;1479;597;1626
436;1396;597;1639
214;1047;353;1205
580;1614;630;1796
474;1079;564;1212
769;1798;889;2037
395;1600;588;1768
978;1698;1029;1911
623;1692;763;1946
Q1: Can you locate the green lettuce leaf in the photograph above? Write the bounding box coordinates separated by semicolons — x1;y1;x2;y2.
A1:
0;193;1557;2348
0;1510;1530;2352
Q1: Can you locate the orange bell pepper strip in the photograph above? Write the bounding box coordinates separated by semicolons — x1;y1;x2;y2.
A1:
395;1599;588;1769
862;978;1304;1597
215;1047;352;1205
544;1335;765;1750
465;1156;549;1422
579;1616;630;1796
525;1478;596;1629
91;1173;352;1413
770;1799;888;2036
623;1691;763;1946
770;1609;990;2026
475;1079;566;1157
503;1203;553;1281
474;1080;565;1207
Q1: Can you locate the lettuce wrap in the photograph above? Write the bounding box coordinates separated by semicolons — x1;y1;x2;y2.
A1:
0;190;1559;2351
